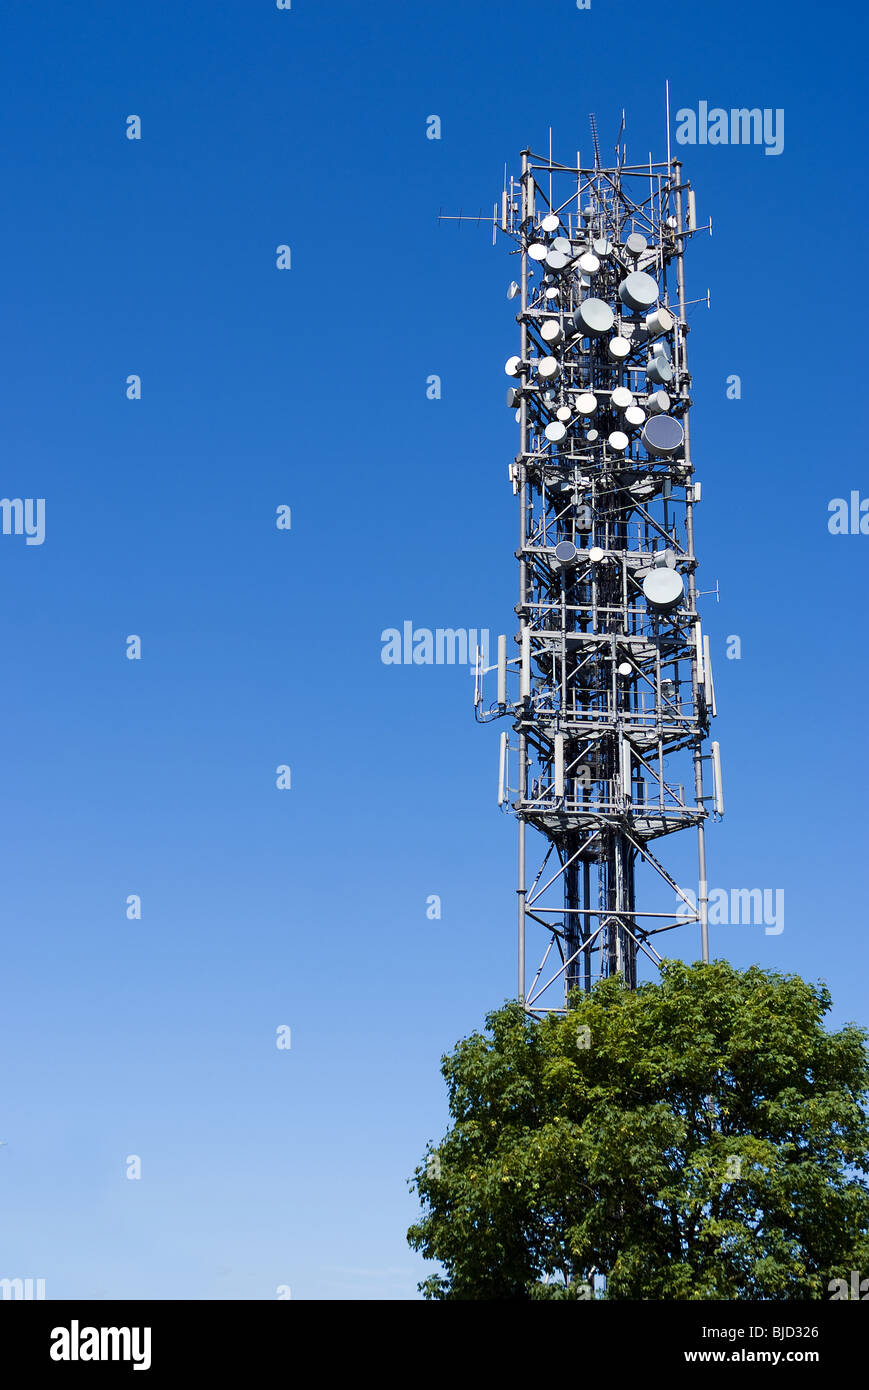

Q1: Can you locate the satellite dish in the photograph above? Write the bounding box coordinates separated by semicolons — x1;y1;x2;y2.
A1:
645;390;671;414
585;429;600;443
645;307;675;338
576;392;598;416
646;354;674;386
654;548;677;569
629;479;655;499
617;661;633;677
546;250;570;272
574;299;614;336
643;568;684;612
554;540;578;564
545;287;560;300
556;405;572;422
611;387;634;412
607;337;631;362
589;546;605;562
608;430;629;453
625;232;648;258
541;214;560;232
624;405;646;428
540;319;563;344
551;236;573;257
528;243;548;261
578;252;600;275
545;421;567;442
642;415;684;456
505;355;522;376
538;356;560;380
593;237;613;257
507;281;520;300
506;387;521;407
619;271;659;312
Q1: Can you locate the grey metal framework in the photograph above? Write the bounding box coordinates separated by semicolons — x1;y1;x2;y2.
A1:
474;133;722;1014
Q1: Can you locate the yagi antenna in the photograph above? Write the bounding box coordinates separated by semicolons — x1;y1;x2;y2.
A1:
589;112;601;170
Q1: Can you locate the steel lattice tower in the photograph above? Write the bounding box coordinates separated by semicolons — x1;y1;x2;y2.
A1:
475;128;723;1014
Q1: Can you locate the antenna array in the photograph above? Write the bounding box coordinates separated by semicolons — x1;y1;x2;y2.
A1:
476;134;720;1012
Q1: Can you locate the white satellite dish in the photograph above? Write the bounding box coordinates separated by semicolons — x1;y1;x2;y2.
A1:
545;421;567;442
643;568;684;612
611;387;634;412
625;232;648;258
608;430;629;453
593;237;613;257
618;661;633;676
528;243;548;261
551;236;573;257
576;392;598;416
507;281;519;300
642;415;684;456
578;252;600;275
506;387;521;407
624;405;646;428
538;356;560;380
645;307;675;338
589;546;605;562
541;214;560;232
505;355;522;376
546;250;570;272
607;337;631;362
619;271;659;312
645;390;671;414
629;479;655;500
646;354;674;385
556;405;572;422
585;428;599;442
574;299;614;336
540;319;562;344
545;287;560;300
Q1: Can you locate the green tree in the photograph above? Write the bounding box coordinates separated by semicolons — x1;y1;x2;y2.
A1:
408;960;869;1299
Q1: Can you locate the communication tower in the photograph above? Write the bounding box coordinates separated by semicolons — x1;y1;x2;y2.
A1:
474;122;723;1013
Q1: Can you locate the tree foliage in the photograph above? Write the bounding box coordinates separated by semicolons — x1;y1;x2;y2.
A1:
408;960;869;1299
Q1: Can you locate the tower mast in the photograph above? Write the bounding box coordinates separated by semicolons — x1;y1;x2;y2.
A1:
477;127;721;1013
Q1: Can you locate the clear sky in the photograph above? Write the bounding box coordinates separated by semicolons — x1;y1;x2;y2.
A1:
0;0;865;1301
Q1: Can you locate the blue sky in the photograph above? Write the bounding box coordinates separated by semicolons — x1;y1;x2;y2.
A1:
0;0;865;1300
